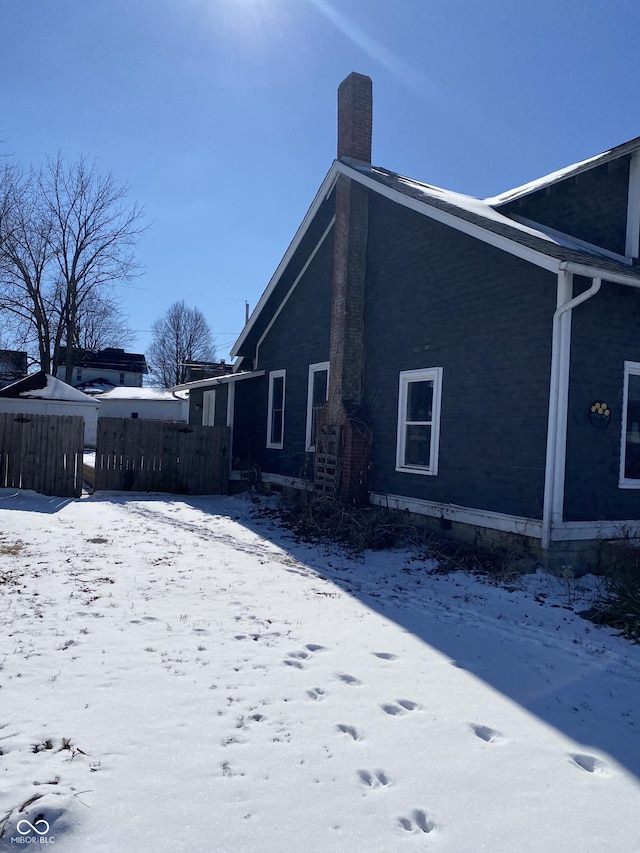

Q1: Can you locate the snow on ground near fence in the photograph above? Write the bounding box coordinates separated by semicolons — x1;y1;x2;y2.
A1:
0;489;639;852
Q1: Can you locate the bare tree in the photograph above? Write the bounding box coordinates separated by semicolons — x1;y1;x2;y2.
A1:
0;155;145;376
147;300;216;387
42;155;145;381
0;165;56;371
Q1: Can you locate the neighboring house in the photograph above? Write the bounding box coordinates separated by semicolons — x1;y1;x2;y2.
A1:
0;372;99;446
0;350;27;389
97;387;188;422
55;347;148;389
216;72;640;571
182;360;234;384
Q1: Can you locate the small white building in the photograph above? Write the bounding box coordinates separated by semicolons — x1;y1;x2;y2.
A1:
97;387;189;422
0;372;100;446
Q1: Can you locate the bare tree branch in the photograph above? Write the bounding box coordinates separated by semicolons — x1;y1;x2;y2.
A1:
147;300;216;388
0;155;146;376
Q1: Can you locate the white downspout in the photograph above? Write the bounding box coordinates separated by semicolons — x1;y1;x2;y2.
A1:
542;271;602;549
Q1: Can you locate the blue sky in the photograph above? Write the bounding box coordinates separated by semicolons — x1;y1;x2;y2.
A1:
2;0;640;363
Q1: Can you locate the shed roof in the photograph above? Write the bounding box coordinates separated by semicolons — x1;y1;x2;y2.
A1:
0;372;98;403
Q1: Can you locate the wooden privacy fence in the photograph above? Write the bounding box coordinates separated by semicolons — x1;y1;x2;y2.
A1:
94;418;230;495
0;412;84;498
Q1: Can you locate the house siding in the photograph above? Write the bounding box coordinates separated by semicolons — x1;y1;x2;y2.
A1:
497;157;630;256
233;232;334;478
232;377;265;471
363;195;556;520
234;192;336;362
188;385;229;428
564;281;640;522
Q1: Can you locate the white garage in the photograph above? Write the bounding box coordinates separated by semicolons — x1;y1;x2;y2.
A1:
0;371;100;446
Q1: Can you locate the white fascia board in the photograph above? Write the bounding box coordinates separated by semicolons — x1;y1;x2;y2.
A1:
171;371;265;392
230;163;341;359
336;163;561;273
487;139;640;206
559;261;640;288
369;492;543;539
255;220;335;369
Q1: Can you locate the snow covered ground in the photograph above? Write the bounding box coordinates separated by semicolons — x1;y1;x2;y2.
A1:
0;488;639;852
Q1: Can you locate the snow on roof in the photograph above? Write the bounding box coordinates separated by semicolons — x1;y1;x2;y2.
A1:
99;387;188;401
0;371;97;403
486;135;640;206
389;173;614;256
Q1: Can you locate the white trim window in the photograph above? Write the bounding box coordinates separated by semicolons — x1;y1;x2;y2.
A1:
305;362;329;452
620;361;640;487
396;367;443;475
202;389;216;426
267;370;286;449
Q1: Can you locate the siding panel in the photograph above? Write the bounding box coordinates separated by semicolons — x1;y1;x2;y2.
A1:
364;194;556;520
565;281;640;521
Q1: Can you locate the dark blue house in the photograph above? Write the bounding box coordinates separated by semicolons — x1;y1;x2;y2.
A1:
204;73;640;569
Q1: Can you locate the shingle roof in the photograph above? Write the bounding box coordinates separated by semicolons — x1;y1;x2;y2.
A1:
486;135;640;206
351;163;640;282
0;371;97;403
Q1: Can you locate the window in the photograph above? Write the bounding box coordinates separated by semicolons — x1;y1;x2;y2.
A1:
202;390;216;426
267;370;286;449
119;372;125;385
396;367;443;475
75;369;82;383
620;361;640;486
306;362;329;451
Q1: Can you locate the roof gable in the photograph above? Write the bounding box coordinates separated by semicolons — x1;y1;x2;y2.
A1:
231;148;640;363
486;135;640;206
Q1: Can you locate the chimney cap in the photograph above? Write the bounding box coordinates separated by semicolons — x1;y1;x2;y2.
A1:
337;72;372;163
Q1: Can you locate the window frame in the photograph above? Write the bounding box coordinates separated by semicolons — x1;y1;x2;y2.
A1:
395;367;443;476
620;360;640;488
266;369;286;450
305;361;330;452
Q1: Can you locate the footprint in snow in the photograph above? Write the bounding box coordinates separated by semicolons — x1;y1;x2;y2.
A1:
336;724;361;741
381;700;422;716
372;652;399;661
283;645;326;669
358;769;390;788
333;672;362;686
470;723;502;743
306;687;326;701
568;753;610;776
398;809;435;834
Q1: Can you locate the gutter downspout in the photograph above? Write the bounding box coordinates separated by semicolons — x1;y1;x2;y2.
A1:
542;270;602;550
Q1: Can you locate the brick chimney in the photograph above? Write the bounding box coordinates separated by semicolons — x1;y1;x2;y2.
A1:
337;72;373;163
317;73;372;504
